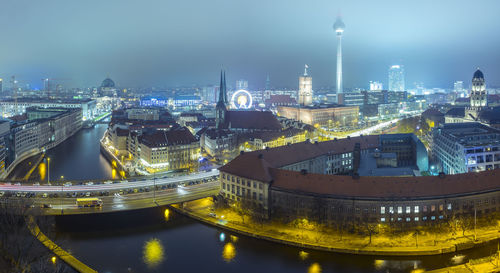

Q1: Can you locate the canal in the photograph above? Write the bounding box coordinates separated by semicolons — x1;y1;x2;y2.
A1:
52;125;498;273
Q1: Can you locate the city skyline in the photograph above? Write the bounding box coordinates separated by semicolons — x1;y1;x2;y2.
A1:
0;0;499;89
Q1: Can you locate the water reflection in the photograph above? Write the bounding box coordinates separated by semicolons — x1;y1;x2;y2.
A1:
39;162;46;181
299;250;309;260
143;238;165;268
222;242;236;262
164;209;170;221
308;262;321;273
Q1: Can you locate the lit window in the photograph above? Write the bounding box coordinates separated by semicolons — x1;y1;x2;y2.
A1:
414;206;419;213
406;217;411;222
431;205;436;212
406;206;410;214
431;216;436;220
389;207;394;214
439;204;444;211
380;207;385;214
447;203;452;210
414;217;419;221
397;206;402;214
397;217;402;221
422;216;427;221
380;217;386;222
439;215;444;219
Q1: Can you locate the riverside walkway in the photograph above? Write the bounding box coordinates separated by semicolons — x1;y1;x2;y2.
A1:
171;198;500;257
27;216;98;273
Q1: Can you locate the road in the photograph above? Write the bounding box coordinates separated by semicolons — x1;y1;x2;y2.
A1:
20;181;220;215
0;169;219;193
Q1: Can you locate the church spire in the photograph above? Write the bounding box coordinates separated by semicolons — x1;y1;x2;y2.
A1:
216;69;228;129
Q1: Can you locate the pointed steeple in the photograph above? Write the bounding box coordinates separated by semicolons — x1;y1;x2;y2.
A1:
223;70;228;104
216;69;228;130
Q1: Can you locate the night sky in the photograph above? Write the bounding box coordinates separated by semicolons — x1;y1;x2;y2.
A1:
0;0;499;89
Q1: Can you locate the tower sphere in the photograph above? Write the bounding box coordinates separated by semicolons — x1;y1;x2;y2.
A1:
333;17;345;33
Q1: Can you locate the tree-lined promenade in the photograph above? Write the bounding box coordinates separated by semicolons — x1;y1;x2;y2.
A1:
172;198;500;257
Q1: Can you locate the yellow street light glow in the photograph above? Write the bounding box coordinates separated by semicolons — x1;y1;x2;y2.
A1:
51;256;57;264
299;250;309;260
164;209;170;221
143;238;165;268
308;263;321;273
222;242;236;262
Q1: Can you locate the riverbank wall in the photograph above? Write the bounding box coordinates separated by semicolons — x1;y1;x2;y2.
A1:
99;140;128;178
170;201;500;257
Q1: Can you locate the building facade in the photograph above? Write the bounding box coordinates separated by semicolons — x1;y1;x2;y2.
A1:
219;135;500;228
432;122;500;174
388;65;405;92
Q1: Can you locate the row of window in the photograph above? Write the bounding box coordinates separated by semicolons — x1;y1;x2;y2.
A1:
380;215;444;222
380;204;452;215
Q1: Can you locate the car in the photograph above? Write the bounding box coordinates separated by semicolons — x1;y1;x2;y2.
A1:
119;190;124;195
139;188;144;193
104;191;110;196
145;187;150;192
79;192;85;197
208;212;217;218
86;182;94;186
42;204;52;208
85;192;91;197
104;181;113;185
33;182;40;186
25;204;35;208
42;193;48;198
53;193;58;198
14;182;21;186
133;188;139;193
64;182;72;187
71;192;77;198
0;191;5;197
66;193;71;198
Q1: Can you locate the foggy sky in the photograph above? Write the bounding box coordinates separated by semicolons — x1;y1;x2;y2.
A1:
0;0;499;90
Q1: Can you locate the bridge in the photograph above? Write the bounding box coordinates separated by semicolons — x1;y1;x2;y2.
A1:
0;170;220;215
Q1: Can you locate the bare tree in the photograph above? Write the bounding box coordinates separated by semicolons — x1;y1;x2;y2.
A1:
0;197;70;273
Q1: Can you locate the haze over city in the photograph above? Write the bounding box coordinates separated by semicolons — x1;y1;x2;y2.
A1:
1;0;499;88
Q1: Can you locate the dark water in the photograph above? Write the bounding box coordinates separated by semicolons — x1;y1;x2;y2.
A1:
52;126;499;273
45;124;114;181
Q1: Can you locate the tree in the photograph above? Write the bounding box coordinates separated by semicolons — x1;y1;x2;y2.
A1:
0;197;70;273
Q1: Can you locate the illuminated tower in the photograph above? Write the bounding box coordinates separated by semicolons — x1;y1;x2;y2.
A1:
298;65;313;106
388;65;405;91
466;68;487;121
333;16;345;103
216;70;227;129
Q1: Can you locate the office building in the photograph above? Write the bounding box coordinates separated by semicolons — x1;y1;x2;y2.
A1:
432;122;500;174
388;65;405;91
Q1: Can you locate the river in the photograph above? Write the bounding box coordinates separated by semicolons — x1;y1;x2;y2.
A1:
52;125;499;273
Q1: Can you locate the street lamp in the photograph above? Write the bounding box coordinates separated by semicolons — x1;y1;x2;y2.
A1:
47;157;50;185
153;171;156;204
60;175;64;215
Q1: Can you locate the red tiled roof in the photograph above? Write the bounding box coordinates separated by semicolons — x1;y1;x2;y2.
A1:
270;168;500;199
219;135;379;180
219;135;500;199
140;127;197;148
227;111;282;131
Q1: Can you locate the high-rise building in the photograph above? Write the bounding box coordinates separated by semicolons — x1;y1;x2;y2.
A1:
454;81;464;92
0;78;3;93
236;79;248;90
298;65;313;106
333;16;345;102
388;65;405;91
369;81;383;91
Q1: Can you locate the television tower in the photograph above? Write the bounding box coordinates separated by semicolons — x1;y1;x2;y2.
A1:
333;16;345;103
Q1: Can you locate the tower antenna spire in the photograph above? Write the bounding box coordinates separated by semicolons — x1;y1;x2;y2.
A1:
304;64;309;76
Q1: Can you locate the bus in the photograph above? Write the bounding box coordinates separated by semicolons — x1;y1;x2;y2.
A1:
76;198;103;208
